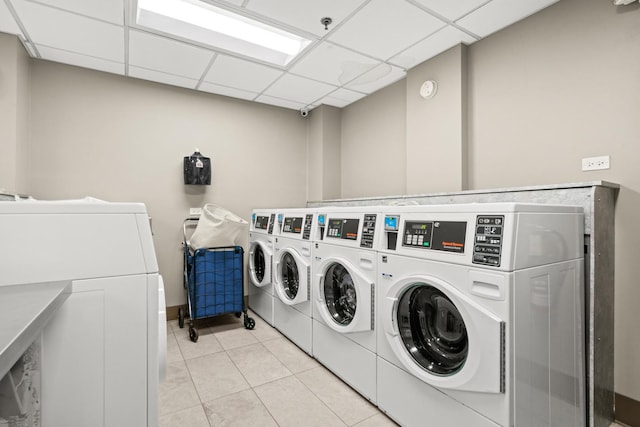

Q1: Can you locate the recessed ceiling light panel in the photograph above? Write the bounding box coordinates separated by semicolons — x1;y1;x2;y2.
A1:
136;0;312;66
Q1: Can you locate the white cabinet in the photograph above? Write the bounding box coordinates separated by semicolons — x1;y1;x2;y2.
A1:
41;274;158;427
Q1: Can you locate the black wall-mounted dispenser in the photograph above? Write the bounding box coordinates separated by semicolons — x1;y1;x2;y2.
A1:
183;150;211;185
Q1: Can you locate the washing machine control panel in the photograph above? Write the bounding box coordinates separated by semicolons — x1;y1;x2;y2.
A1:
327;218;359;240
267;214;275;234
473;215;504;266
360;214;378;248
325;214;378;247
402;220;466;253
255;215;270;231
283;216;303;234
302;214;314;240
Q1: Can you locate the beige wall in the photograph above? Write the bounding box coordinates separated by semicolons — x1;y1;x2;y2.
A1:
340;80;407;198
406;44;467;193
321;106;342;200
26;60;308;306
307;105;341;201
0;33;29;194
307;107;323;201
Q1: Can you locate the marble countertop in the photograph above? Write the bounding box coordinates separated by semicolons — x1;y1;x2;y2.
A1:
310;180;620;204
0;281;71;379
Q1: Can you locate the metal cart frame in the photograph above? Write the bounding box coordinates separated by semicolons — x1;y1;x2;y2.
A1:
179;218;254;342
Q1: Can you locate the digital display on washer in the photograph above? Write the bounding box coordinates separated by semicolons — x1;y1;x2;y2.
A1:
384;215;399;231
254;215;269;230
327;218;359;240
402;220;466;252
283;217;303;233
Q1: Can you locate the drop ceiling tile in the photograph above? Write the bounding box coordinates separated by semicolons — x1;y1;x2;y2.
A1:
244;0;367;37
263;74;337;105
36;44;124;75
129;66;198;89
33;0;124;25
346;63;405;94
318;96;352;108
289;41;379;86
203;54;283;93
12;0;123;61
412;0;490;21
389;26;477;69
456;0;560;38
129;30;214;80
318;88;366;108
331;87;367;101
0;2;22;36
199;82;258;101
254;95;307;110
328;0;446;60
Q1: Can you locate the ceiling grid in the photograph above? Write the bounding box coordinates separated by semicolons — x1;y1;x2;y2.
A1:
0;0;561;111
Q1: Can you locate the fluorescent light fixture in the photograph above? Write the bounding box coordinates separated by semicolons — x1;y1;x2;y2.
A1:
136;0;311;66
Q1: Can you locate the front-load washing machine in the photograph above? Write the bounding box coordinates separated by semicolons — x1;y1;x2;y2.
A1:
273;208;317;355
248;209;277;326
312;207;382;403
376;203;585;427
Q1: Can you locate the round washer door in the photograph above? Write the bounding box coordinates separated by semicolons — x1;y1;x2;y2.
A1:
397;285;468;375
249;240;272;287
316;257;372;333
382;274;504;393
274;248;309;305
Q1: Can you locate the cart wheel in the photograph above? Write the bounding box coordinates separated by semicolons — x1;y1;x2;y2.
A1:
244;316;255;330
189;326;199;342
235;312;242;318
178;307;184;329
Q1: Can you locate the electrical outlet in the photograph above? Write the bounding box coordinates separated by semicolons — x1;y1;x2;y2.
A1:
582;155;610;171
189;208;202;216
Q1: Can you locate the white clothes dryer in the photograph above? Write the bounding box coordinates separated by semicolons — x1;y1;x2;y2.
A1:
376;203;586;427
248;209;277;326
0;199;164;427
273;208;317;355
312;207;382;403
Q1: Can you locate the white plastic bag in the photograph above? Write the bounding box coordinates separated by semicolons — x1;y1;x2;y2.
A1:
189;204;249;250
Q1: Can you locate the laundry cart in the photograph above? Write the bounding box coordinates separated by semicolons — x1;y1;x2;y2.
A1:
180;218;255;342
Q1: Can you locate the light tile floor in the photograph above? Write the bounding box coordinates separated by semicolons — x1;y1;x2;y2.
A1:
162;311;629;427
161;311;398;427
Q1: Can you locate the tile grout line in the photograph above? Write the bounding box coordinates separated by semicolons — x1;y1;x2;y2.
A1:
222;341;283;426
181;342;212;426
163;319;397;426
161;327;211;425
293;367;352;427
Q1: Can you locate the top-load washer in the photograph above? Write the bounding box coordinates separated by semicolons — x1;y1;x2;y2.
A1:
272;208;317;355
376;203;585;427
312;207;382;403
248;209;277;326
